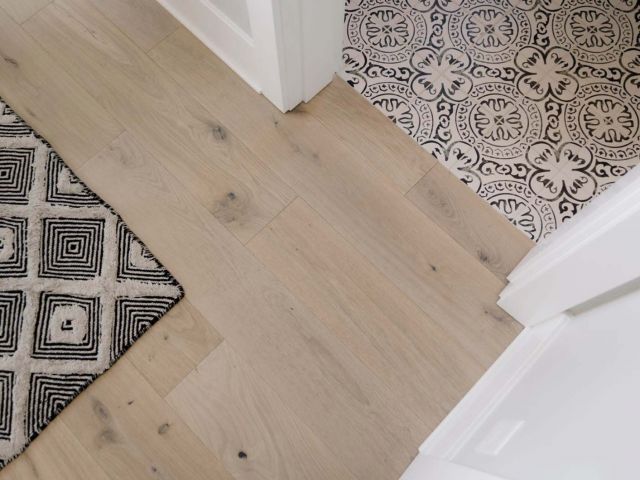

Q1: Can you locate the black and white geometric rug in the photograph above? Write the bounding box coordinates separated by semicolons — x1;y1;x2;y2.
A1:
0;98;183;467
343;0;640;241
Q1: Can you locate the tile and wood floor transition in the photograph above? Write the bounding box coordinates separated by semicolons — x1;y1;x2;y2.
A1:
0;0;532;478
343;0;640;243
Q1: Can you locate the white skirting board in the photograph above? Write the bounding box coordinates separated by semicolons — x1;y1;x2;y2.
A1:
401;456;508;480
156;0;259;90
401;315;568;479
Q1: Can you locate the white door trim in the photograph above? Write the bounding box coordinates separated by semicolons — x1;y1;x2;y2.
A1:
405;167;640;478
401;315;568;479
156;0;344;112
498;166;640;326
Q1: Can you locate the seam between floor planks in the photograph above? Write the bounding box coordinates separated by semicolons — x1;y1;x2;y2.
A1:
76;128;423;480
151;30;524;364
0;1;529;478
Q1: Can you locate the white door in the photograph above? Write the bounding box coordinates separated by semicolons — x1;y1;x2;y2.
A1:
156;0;344;112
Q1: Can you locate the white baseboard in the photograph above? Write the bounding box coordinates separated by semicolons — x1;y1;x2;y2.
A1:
156;0;260;93
156;0;343;112
419;315;568;460
401;456;508;480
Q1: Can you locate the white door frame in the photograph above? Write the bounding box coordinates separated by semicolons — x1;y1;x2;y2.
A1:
498;165;640;327
156;0;344;112
404;162;640;479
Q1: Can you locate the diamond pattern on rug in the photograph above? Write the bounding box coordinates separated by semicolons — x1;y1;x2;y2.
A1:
0;149;35;205
343;0;640;241
0;98;184;467
25;373;94;441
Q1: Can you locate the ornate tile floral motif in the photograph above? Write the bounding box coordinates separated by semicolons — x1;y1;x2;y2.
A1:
343;0;640;241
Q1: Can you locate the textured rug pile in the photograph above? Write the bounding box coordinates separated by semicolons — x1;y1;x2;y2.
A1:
0;98;183;467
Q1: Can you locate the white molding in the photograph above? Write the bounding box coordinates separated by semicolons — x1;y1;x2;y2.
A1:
299;0;344;101
508;165;640;285
403;317;567;478
498;165;640;326
419;315;568;460
255;0;344;111
156;0;260;92
408;156;640;479
401;456;508;480
157;0;344;112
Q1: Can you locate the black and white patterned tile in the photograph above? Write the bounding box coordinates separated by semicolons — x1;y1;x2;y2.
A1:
343;0;640;241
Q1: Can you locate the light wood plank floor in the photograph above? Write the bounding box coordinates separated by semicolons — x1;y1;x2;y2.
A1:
0;0;534;478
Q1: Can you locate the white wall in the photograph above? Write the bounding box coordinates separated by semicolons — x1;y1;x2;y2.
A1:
451;286;640;480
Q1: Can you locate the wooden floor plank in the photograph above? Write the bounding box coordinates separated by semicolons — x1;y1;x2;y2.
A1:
24;0;295;243
60;358;234;480
249;198;484;425
110;298;223;397
0;1;528;476
89;0;179;51
77;130;429;480
299;77;435;193
0;0;50;24
0;420;111;480
150;28;521;367
407;163;534;282
0;7;123;168
168;342;358;480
